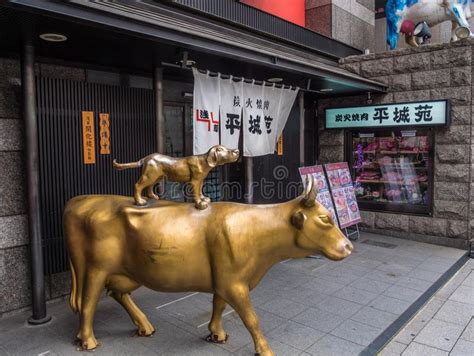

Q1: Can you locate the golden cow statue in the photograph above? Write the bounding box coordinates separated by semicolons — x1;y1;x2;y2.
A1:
64;176;353;356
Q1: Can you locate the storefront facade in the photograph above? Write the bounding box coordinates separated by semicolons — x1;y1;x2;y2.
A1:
318;40;473;249
0;0;386;319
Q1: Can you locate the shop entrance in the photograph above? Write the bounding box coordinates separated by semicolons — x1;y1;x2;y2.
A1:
36;77;156;274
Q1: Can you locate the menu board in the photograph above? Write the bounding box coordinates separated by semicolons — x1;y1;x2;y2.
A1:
299;165;338;224
324;162;361;229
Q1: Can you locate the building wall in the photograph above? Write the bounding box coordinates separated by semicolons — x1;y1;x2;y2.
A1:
242;0;306;26
306;0;375;52
0;58;86;316
318;40;473;249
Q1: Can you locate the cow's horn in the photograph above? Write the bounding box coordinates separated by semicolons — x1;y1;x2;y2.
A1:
302;174;318;207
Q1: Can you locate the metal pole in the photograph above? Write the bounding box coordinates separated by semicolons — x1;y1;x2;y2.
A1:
21;26;51;325
154;66;165;195
299;91;305;167
244;157;253;204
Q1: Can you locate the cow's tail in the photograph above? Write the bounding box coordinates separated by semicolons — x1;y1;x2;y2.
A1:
112;158;144;170
69;259;79;313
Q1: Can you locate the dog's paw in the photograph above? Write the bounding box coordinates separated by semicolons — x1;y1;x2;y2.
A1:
195;200;209;210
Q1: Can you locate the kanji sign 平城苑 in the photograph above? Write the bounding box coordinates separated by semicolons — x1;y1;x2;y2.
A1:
82;111;96;164
325;100;448;129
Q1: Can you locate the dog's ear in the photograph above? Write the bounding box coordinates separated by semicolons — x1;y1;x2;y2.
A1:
207;146;218;167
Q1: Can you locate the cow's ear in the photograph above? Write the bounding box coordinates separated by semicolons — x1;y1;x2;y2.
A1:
291;210;307;229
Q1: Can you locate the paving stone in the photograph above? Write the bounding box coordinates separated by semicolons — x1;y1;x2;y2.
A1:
314;296;364;318
448;285;474;305
258;296;309;319
267;320;325;351
291;307;345;333
393;297;446;345
462;272;474;288
405;269;441;283
401;342;448;356
395;276;432;292
278;285;330;307
331;285;378;305
383;285;423;303
368;295;411;315
330;319;381;346
304;277;345;294
379;341;407;356
435;300;474;326
350;305;398;329
414;319;465;351
349;277;393;294
450;339;474;356
305;334;365;356
460;318;474;342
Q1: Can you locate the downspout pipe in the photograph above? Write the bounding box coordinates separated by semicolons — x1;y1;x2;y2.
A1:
154;66;165;196
21;24;51;324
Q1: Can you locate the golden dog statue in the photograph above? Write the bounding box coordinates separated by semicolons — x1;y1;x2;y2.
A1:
113;145;239;209
64;176;352;355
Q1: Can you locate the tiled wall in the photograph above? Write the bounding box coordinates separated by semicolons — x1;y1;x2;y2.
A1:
305;0;375;52
0;59;85;316
318;40;473;249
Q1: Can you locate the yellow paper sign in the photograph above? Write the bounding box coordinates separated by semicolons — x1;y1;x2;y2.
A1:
82;111;96;164
277;135;283;156
99;113;111;155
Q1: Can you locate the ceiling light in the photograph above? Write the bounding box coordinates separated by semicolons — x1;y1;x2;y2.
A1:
178;59;196;66
319;88;333;92
267;77;283;83
39;33;68;42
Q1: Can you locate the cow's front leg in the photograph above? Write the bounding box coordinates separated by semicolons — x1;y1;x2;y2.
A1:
207;294;228;343
78;269;107;350
221;285;273;356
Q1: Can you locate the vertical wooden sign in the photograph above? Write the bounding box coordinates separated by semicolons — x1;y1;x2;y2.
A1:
82;111;96;164
99;113;111;154
277;135;283;156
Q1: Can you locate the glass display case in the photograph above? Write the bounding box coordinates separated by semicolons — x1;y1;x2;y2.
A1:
347;129;433;215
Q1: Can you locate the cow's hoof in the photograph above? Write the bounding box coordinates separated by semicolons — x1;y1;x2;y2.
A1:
195;201;209;210
254;350;274;356
134;326;155;337
79;336;100;351
206;333;229;344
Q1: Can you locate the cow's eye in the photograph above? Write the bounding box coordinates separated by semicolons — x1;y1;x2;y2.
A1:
319;215;330;224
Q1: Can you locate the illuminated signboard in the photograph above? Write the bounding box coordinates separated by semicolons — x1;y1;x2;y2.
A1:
325;100;449;129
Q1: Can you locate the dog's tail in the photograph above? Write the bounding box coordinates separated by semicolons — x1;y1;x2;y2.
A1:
113;158;144;170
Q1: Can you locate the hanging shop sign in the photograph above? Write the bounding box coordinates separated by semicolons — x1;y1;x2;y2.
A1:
82;111;96;164
193;68;299;156
299;165;338;224
193;68;220;155
324;162;361;229
325;100;449;129
99;113;111;155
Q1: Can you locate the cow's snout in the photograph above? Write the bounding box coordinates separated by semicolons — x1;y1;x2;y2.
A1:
233;149;240;156
345;241;353;254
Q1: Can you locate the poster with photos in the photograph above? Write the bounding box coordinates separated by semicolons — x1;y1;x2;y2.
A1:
299;165;338;224
324;162;361;229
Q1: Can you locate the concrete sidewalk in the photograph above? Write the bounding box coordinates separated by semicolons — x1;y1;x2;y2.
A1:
380;258;474;355
0;232;467;356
